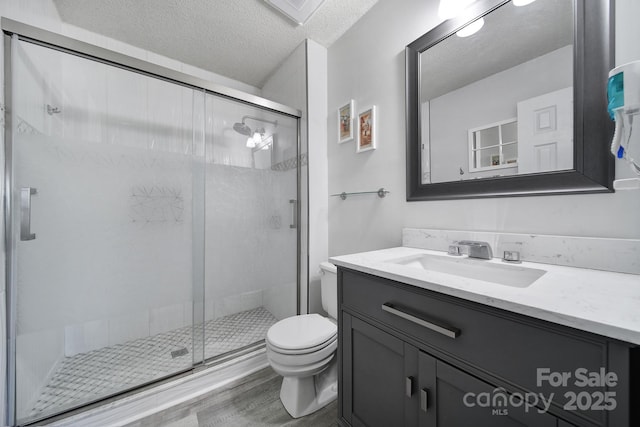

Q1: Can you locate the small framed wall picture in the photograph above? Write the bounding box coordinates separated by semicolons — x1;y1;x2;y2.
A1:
357;105;376;153
338;100;355;143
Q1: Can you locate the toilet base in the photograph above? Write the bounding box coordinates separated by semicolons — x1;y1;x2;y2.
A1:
279;358;338;418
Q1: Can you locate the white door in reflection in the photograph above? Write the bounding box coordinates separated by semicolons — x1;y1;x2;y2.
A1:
517;86;573;174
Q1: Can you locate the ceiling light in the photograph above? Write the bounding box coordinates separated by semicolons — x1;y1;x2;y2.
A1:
456;17;485;37
512;0;537;5
265;0;326;26
438;0;477;20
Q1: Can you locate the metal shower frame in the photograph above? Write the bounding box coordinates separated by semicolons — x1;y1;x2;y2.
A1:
2;17;305;426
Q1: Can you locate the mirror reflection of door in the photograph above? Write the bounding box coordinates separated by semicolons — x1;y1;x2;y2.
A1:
517;86;573;174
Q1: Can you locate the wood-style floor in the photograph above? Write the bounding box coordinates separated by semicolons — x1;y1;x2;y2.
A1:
124;367;339;427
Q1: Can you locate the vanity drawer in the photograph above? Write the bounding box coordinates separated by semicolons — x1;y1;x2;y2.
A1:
340;268;609;426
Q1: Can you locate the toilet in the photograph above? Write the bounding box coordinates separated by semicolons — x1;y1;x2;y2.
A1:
266;261;338;418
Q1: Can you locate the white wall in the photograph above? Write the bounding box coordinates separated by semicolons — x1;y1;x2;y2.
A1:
262;42;309;315
328;0;640;257
262;40;329;315
615;0;640;66
305;40;329;315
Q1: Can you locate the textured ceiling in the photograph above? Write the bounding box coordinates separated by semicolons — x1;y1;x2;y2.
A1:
421;0;573;101
53;0;379;88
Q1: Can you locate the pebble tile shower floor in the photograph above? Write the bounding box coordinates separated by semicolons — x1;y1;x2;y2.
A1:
29;307;278;419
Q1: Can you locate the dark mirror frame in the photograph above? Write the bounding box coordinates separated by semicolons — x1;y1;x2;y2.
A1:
406;0;614;201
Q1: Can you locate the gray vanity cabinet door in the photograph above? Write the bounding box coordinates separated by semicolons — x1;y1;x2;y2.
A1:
418;352;558;427
341;313;419;427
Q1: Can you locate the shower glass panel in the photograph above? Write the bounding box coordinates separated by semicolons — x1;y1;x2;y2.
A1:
202;95;298;360
10;39;205;424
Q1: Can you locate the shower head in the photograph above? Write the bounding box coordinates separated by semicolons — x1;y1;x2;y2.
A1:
233;115;278;141
233;122;252;136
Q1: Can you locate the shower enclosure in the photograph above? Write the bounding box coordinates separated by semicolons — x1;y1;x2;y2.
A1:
3;19;303;426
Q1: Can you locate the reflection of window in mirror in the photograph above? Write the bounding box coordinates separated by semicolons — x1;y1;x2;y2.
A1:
469;119;518;174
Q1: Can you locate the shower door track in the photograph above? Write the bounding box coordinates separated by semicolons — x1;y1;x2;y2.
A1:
2;17;304;427
19;342;267;427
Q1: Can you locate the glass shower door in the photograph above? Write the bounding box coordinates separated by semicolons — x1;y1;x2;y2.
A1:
202;95;299;360
9;39;204;423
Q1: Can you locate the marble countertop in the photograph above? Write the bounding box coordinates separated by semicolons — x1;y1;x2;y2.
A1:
330;247;640;345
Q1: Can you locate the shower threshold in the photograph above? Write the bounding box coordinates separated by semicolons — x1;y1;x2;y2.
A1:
26;306;278;422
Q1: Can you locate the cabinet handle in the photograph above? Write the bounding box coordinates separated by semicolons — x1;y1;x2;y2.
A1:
405;376;413;397
381;303;460;339
421;388;429;412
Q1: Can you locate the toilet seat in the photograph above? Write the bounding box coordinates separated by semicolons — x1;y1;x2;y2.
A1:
267;314;337;351
265;313;338;378
267;332;336;355
267;336;337;370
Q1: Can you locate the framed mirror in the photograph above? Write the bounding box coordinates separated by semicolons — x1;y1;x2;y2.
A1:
406;0;614;201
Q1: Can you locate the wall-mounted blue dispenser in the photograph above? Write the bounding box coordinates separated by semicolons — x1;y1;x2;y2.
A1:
608;60;640;190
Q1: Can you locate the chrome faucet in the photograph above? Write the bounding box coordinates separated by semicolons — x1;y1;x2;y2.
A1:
453;240;493;260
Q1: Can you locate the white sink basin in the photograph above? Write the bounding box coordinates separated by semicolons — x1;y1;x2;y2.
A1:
385;254;546;288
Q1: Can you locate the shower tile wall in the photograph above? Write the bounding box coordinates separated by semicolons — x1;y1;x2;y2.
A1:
204;164;297;325
13;39;198;413
204;95;298;329
12;39;298;422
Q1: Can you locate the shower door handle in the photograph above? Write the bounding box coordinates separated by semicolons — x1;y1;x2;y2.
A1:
20;187;37;241
289;199;297;229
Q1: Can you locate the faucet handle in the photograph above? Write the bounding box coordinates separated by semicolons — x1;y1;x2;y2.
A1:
502;250;521;263
447;245;463;256
455;240;493;260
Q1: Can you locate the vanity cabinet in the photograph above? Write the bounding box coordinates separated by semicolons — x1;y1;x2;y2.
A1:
338;268;638;427
341;313;417;426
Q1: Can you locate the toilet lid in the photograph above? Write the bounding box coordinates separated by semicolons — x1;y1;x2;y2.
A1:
267;314;337;351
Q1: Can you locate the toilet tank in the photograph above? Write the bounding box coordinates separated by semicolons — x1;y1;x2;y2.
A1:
319;262;338;319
